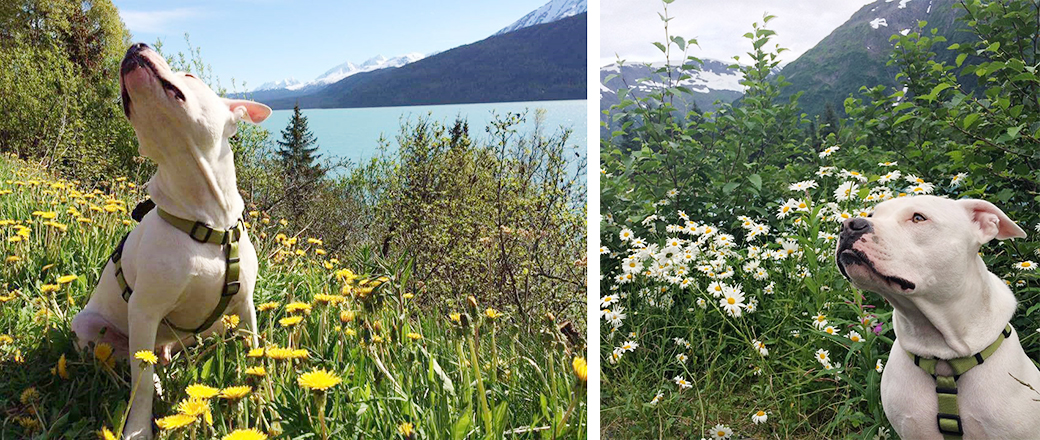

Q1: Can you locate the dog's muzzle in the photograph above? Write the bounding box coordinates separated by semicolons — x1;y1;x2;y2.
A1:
836;218;873;279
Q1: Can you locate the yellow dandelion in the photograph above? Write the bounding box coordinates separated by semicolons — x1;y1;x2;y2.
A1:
135;350;158;365
485;308;503;320
398;422;415;437
247;348;265;358
285;302;312;314
222;429;268;440
573;357;588;383
156;413;196;430
291;349;309;359
314;294;345;305
245;366;267;377
0;290;19;302
298;368;342;391
279;316;304;327
176;397;211;418
339;310;355;323
99;427;117;440
94;343;115;369
40;284;60;293
219;385;252;400
222;314;240;329
406;332;422;341
20;387;40;405
403;293;414;300
55;353;69;379
265;346;295;361
257;301;280;312
184;383;220;399
449;312;462;324
0;335;12;344
5;255;21;264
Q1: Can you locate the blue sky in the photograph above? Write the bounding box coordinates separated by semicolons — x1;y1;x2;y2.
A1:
113;0;550;91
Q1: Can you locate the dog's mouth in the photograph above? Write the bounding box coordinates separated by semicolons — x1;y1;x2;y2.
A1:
120;43;185;118
837;247;916;292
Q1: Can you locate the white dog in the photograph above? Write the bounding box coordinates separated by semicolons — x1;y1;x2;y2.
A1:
836;195;1040;439
71;43;268;439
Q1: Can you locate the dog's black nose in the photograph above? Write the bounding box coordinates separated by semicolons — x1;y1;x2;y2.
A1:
844;218;871;232
126;42;149;56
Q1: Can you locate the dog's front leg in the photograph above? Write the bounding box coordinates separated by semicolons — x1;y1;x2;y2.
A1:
124;305;162;440
238;294;260;348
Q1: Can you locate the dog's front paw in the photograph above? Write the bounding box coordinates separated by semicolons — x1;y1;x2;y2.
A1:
123;423;154;440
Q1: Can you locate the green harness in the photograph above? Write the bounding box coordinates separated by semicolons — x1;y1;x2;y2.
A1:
906;324;1013;439
111;206;244;334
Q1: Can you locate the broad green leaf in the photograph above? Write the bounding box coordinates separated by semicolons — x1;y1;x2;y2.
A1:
453;406;474;440
748;174;762;191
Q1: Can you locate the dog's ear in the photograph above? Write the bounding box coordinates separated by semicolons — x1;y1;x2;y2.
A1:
225;99;272;124
959;199;1027;243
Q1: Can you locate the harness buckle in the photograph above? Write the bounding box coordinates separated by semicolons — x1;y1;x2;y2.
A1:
189;221;213;243
222;280;241;297
937;413;963;436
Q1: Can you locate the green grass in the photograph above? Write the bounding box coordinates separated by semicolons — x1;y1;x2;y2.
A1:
0;155;586;439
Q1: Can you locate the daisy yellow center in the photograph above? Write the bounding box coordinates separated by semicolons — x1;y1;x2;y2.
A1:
756;410;766;416
819;353;826;359
718;431;726;437
1025;262;1033;267
727;298;736;305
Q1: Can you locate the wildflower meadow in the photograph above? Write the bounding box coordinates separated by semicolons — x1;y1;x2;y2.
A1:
600;1;1040;438
0;155;586;439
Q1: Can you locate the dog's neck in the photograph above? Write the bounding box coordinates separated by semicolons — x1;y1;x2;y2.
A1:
888;257;1016;359
146;137;244;230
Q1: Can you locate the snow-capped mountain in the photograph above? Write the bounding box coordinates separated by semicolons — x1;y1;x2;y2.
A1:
253;77;301;92
494;0;587;35
303;53;425;89
249;53;425;93
599;59;745;123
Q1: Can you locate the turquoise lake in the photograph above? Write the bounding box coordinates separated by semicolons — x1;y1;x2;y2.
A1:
259;100;587;166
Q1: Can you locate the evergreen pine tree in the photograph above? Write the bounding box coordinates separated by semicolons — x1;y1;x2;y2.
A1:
275;103;324;220
820;101;840;141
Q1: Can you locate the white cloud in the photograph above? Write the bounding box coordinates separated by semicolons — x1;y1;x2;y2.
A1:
601;0;877;67
120;8;200;34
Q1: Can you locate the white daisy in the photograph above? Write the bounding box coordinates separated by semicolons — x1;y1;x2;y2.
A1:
751;410;768;424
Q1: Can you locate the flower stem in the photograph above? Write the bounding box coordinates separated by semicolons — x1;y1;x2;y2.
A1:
468;333;493;433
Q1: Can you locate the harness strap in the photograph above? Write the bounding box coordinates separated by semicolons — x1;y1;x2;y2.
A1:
907;324;1013;439
111;202;244;334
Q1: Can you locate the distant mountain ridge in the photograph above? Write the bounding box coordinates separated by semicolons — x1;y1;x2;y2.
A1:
599;59;745;130
251;53;426;93
263;13;587;110
495;0;587;35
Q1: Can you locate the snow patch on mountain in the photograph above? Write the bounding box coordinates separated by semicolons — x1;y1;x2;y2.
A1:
898;0;912;8
870;18;888;29
495;0;587;35
253;53;425;92
254;77;301;91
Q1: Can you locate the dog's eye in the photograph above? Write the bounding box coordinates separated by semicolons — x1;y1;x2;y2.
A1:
867;212;873;218
912;213;927;223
